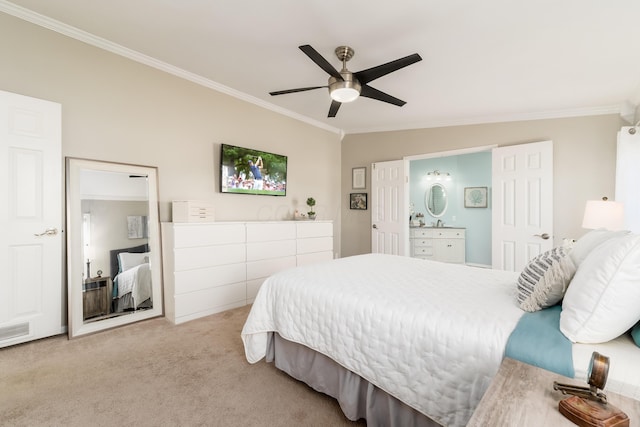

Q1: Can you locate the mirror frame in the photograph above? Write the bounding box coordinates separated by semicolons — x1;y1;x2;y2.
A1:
66;158;163;338
425;183;448;218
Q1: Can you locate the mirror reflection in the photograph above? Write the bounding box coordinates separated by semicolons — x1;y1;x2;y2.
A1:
426;183;448;217
67;159;162;338
81;169;152;321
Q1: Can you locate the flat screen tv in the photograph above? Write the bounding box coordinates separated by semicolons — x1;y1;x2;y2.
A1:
220;143;287;196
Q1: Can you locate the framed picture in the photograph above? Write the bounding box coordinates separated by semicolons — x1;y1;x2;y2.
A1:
352;167;366;189
464;187;488;208
127;215;148;238
350;193;367;210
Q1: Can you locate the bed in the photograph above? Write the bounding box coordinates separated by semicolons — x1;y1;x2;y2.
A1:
241;229;640;427
109;244;153;313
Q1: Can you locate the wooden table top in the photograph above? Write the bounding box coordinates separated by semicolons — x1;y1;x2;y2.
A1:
467;357;640;426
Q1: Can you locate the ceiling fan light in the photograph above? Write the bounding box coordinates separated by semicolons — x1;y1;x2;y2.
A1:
329;74;361;103
330;87;360;103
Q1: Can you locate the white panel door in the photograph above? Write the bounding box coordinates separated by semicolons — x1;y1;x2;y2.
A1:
0;90;62;347
371;160;406;255
492;140;553;271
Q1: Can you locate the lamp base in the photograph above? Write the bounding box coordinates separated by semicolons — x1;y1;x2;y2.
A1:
559;396;628;427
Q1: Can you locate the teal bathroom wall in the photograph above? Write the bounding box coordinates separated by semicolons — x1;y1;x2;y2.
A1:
409;151;492;266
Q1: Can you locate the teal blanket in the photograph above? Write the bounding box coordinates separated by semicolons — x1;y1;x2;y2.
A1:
505;304;574;377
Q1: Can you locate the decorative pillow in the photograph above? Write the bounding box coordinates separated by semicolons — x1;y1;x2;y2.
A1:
568;228;629;267
560;233;640;343
632;322;640;348
517;246;576;312
118;251;150;272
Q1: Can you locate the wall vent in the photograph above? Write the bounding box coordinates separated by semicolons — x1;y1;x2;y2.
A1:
0;323;29;341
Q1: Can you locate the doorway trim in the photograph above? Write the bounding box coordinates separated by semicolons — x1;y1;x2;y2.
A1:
403;145;497;256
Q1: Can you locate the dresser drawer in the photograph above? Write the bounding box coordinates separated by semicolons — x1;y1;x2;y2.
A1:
414;246;434;256
431;229;465;239
413;239;434;248
172;223;245;248
410;228;436;238
174;243;246;271
173;263;246;295
246;222;296;242
296;221;333;238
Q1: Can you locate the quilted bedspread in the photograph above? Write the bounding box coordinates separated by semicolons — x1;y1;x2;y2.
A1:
241;253;523;426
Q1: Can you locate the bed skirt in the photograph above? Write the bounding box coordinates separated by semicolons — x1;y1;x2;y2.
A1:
113;294;152;313
267;332;441;427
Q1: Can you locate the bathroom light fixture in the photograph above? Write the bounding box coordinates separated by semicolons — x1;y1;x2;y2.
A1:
425;170;452;181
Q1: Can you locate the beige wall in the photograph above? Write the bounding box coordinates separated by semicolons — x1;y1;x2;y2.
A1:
341;114;624;257
0;13;342;255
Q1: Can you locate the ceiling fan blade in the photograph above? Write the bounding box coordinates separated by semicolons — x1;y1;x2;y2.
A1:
328;100;341;117
299;45;343;80
360;85;406;107
269;86;326;96
354;53;422;85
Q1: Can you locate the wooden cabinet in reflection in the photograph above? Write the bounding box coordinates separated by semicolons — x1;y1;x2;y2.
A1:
82;277;112;320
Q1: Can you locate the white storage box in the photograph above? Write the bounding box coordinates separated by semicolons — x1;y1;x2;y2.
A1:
172;200;215;223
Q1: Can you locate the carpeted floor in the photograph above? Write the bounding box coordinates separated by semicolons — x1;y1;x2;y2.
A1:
0;305;365;426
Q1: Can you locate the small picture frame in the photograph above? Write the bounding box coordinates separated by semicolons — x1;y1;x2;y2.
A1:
464;187;488;208
352;167;366;189
350;193;367;210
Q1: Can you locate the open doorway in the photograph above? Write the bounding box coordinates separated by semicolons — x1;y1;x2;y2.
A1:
406;146;494;267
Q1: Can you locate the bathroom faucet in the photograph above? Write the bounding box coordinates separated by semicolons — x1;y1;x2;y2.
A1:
436;219;443;227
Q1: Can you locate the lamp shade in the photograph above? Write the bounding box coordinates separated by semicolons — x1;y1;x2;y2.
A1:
582;199;625;231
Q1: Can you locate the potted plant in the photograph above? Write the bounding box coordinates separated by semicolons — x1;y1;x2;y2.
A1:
306;197;316;220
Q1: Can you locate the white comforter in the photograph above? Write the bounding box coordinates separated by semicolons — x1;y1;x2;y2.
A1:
116;262;152;308
241;253;523;426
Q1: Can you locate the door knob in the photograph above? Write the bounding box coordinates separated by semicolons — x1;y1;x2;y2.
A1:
534;232;550;240
372;224;378;229
34;227;58;237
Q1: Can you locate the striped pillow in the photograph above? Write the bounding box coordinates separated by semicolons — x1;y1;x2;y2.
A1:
517;246;576;312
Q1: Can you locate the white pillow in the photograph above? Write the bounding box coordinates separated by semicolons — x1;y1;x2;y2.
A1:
516;246;576;312
118;251;150;272
569;228;629;267
560;233;640;343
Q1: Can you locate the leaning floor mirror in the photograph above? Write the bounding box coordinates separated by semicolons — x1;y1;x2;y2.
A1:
66;158;163;338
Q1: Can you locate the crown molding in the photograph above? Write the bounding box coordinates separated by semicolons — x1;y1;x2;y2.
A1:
0;1;341;135
345;104;623;135
0;1;628;137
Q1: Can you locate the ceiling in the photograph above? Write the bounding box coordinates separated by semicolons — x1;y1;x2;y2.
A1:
3;0;640;134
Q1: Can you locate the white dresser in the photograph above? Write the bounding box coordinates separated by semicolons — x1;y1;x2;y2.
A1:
409;227;466;264
162;221;333;324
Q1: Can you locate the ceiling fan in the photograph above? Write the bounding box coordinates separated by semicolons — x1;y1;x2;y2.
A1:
269;45;422;118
